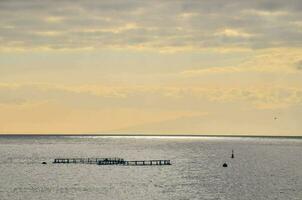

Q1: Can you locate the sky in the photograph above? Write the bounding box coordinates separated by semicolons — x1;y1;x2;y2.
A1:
0;0;302;135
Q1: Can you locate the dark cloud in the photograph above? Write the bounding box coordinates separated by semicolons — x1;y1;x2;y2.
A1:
1;0;302;50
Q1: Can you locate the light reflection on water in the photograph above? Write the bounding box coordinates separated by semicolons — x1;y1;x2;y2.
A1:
0;136;301;200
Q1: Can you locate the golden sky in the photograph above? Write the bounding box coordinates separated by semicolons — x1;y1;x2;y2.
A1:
0;0;302;135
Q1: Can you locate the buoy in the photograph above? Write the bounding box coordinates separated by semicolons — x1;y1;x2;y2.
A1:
42;162;47;164
223;163;228;167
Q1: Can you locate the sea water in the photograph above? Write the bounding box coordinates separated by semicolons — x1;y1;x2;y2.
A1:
0;136;301;200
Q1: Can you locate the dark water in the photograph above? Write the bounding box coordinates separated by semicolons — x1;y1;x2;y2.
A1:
0;136;301;200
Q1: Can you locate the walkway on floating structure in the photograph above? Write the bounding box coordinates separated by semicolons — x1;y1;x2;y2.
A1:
53;157;124;164
122;160;171;166
53;157;171;166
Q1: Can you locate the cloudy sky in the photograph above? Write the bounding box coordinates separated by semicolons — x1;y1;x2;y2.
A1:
0;0;302;135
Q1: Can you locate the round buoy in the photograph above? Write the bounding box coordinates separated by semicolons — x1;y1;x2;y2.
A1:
223;163;228;167
42;162;47;164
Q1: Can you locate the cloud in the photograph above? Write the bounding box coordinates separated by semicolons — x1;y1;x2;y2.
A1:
1;82;301;134
1;0;302;52
214;28;254;38
75;23;139;34
32;31;65;37
181;48;302;75
241;9;288;17
44;16;65;23
0;1;302;135
181;64;298;75
0;82;301;110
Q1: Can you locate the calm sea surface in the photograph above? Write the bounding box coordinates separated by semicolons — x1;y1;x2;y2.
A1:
0;136;301;200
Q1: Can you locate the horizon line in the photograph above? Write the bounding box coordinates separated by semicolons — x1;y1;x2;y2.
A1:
0;133;301;139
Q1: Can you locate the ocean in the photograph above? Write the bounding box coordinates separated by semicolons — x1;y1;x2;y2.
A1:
0;136;301;200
